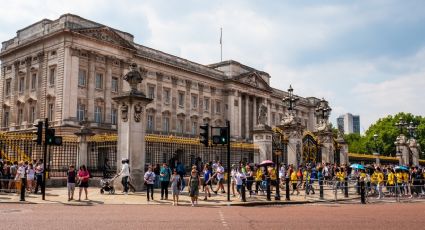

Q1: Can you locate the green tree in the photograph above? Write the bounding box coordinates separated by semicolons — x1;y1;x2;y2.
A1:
346;112;425;158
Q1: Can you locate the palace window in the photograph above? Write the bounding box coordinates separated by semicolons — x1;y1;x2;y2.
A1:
148;85;155;99
18;108;23;124
77;103;85;122
204;98;210;111
191;95;198;109
29;106;36;123
48;103;54;121
95;73;103;89
191;121;197;135
215;101;221;114
5;79;11;96
178;92;185;107
31;73;37;90
111;77;118;92
78;69;87;87
163;117;170;133
3;111;9;127
177;119;184;133
111;108;117;125
49;67;56;85
19;77;25;93
163;88;170;104
147;115;154;131
94;106;102;123
272;113;276;125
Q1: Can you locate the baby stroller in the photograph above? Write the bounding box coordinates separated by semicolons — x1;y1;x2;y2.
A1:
100;175;118;194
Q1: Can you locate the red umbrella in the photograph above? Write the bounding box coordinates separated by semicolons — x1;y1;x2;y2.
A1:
259;160;274;166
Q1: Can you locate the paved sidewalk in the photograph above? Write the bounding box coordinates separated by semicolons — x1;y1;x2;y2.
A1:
0;185;362;206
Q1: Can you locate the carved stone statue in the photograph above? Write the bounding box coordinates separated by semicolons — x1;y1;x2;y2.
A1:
281;112;296;126
123;63;145;93
258;103;268;125
316;119;331;132
121;103;128;122
134;103;143;122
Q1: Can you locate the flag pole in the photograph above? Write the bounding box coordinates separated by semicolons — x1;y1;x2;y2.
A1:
220;27;222;62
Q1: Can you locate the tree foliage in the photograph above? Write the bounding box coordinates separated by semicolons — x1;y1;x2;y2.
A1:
344;112;425;158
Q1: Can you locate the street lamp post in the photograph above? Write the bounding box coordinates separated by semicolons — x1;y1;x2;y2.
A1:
395;118;407;134
373;133;380;165
282;85;299;112
407;121;417;139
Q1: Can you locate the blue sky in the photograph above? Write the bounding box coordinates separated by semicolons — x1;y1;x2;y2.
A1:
1;0;424;132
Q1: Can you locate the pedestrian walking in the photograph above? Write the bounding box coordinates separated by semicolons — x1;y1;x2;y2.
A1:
118;159;130;194
170;169;181;206
144;165;155;201
235;168;246;200
26;163;35;193
34;159;44;194
246;165;254;197
213;161;225;194
202;164;212;200
15;161;26;201
160;163;172;200
290;169;300;195
188;169;201;206
66;165;77;201
77;165;90;201
376;167;384;199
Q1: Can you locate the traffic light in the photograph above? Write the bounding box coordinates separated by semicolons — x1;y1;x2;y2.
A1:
45;128;62;146
199;124;209;147
34;121;43;145
212;127;228;145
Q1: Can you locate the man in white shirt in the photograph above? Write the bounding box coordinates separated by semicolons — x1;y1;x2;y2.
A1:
118;159;130;194
214;161;226;194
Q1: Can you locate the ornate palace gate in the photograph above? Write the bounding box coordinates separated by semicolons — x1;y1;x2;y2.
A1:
302;134;321;164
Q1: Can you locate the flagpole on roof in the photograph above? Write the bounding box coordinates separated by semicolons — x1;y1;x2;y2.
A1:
220;27;222;62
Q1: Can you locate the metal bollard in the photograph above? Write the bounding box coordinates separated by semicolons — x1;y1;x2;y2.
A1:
319;178;324;199
241;179;246;202
360;180;366;204
344;177;349;198
275;178;280;201
285;177;290;201
266;177;271;201
20;178;26;202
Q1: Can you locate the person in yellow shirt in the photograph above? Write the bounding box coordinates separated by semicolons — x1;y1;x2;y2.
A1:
395;170;403;196
376;167;384;199
386;169;395;196
290;170;300;195
371;170;378;195
336;168;345;193
402;170;409;196
255;166;264;195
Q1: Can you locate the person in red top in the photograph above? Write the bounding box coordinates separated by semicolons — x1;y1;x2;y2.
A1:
77;165;90;201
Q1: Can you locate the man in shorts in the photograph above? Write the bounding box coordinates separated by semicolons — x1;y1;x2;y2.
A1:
214;161;226;194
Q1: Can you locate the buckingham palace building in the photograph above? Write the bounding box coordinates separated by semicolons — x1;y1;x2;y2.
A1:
0;14;325;142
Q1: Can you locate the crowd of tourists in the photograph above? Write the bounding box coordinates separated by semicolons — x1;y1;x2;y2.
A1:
0;159;44;195
2;157;424;204
130;160;425;205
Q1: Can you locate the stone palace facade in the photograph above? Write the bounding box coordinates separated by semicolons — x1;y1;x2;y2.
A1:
1;14;326;141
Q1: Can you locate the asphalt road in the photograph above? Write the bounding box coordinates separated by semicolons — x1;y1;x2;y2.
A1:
1;203;424;230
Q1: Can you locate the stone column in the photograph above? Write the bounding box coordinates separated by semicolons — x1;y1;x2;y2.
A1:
113;64;153;191
253;126;273;163
75;124;94;168
87;53;96;121
336;138;349;165
245;94;250;139
238;91;242;138
373;152;380;165
62;48;79;121
409;139;420;166
287;132;302;167
253;96;257;127
395;135;409;165
317;131;333;163
267;99;272;127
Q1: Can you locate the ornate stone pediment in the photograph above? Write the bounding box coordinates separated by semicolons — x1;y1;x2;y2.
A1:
234;71;272;91
73;26;136;50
